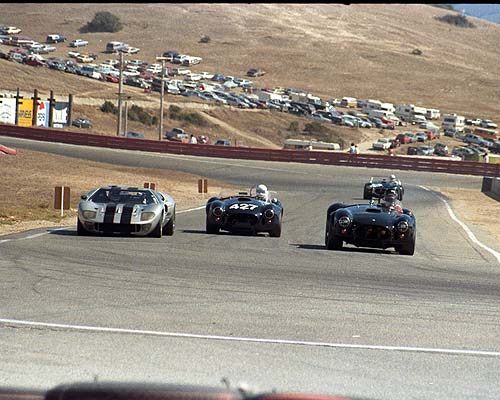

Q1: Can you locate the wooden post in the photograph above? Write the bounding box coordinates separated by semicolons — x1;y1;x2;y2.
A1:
14;88;20;125
67;93;73;126
31;89;38;126
48;90;54;128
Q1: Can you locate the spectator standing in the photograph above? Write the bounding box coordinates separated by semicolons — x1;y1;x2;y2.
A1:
349;142;356;154
189;134;198;144
354;144;359;154
484;152;489;163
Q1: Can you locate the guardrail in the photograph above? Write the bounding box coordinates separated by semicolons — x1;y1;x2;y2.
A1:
1;123;500;178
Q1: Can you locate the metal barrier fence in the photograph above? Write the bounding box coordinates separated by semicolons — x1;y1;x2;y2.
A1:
1;123;500;178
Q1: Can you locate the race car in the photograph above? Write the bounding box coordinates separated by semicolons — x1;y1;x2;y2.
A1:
205;184;283;237
363;175;404;201
325;188;416;255
77;185;176;237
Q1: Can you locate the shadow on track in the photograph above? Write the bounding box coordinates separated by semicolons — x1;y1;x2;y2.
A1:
291;243;395;255
182;229;268;237
49;229;77;236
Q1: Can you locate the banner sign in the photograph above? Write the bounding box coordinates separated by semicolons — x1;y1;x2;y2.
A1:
36;100;50;127
53;101;69;127
17;99;34;126
0;97;16;124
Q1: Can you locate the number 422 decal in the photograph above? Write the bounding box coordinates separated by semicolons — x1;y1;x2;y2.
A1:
229;203;258;210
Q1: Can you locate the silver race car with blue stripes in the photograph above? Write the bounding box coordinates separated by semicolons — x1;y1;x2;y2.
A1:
77;185;176;237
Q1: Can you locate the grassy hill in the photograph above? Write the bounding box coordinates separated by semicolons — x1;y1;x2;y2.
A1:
0;3;499;146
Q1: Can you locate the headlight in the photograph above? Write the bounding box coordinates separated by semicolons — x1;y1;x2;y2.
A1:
264;209;275;219
141;212;155;221
338;216;351;228
212;206;223;217
82;210;96;219
397;220;409;233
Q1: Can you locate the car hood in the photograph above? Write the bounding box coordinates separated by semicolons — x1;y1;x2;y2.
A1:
224;197;266;214
345;206;401;226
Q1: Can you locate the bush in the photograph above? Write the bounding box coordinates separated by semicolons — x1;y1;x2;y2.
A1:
199;35;211;44
287;121;299;132
168;105;208;127
411;48;423;56
435;14;476;28
304;121;328;135
81;11;123;33
100;100;117;114
129;104;157;126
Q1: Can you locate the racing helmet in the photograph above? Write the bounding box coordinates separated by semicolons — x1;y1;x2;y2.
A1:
109;189;121;202
255;184;268;201
390;174;397;181
384;189;397;208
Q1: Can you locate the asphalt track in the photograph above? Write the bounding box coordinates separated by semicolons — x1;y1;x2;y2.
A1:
1;136;500;400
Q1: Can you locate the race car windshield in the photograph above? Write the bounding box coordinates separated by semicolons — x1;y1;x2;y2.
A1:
90;189;157;205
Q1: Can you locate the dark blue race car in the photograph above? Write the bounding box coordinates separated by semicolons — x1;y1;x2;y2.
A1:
205;185;283;237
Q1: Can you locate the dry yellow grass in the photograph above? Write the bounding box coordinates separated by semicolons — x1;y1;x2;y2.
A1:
0;148;235;235
0;3;498;143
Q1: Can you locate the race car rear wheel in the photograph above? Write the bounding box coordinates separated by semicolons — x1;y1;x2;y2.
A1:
269;222;281;238
163;209;175;236
363;184;372;200
397;236;415;256
206;218;219;234
149;214;163;238
326;231;343;250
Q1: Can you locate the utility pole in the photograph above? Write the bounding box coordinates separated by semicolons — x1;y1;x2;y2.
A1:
156;56;167;141
117;51;124;136
124;100;128;135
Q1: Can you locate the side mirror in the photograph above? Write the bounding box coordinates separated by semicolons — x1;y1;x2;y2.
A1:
81;195;87;200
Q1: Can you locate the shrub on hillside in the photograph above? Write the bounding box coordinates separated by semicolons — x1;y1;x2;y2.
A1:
80;11;123;33
100;100;117;114
199;35;211;44
435;14;476;28
411;48;423;56
287;121;299;132
168;105;209;127
128;104;157;126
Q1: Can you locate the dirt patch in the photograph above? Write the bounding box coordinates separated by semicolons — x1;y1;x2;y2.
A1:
430;186;500;246
0;149;235;236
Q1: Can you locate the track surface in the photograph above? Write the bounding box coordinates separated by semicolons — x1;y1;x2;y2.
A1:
1;137;500;399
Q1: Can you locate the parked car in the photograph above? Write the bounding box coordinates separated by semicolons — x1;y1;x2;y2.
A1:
47;59;66;71
72;118;92;128
404;133;416;143
417;145;434;156
452;147;475;158
372;138;393;150
46;34;66;43
246;68;266;77
165;128;188;142
69;39;89;48
444;127;459;137
415;132;428;142
396;133;411;145
465;118;482;126
480;119;498;129
211;73;225;82
214;139;231;146
125;131;145;139
463;133;489;147
434;143;449;156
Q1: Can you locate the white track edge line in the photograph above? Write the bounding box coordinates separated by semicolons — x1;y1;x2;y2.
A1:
1;318;499;357
419;185;500;265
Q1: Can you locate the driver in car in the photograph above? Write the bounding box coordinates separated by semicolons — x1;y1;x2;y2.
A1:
383;189;403;214
255;184;270;203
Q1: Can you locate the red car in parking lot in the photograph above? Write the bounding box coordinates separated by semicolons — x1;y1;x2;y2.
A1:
396;133;412;144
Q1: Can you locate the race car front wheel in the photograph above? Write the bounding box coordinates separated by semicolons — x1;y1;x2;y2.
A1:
326;231;343;250
206;218;220;234
269;223;281;238
77;219;89;236
163;209;175;236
